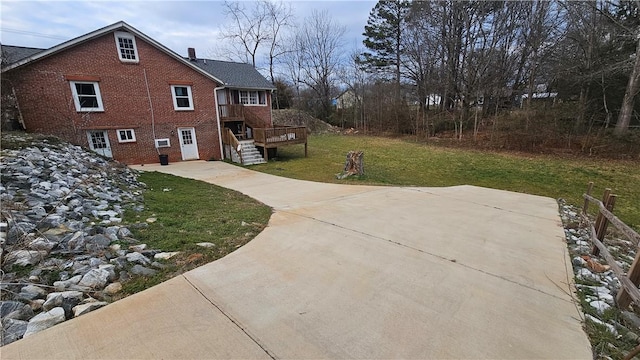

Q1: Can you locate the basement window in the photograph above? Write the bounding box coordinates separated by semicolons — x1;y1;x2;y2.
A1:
114;31;139;63
70;81;104;112
117;129;136;143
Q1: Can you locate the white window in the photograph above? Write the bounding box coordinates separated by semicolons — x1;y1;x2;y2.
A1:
117;129;136;143
171;85;194;110
114;31;139;63
70;81;104;112
155;138;171;148
239;90;266;106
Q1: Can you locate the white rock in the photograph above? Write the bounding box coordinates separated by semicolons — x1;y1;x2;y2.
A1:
154;252;180;260
53;275;82;290
126;252;150;265
196;242;216;248
43;291;83;311
73;301;108;317
129;244;147;252
28;237;58;252
590;300;611;314
585;314;617;335
5;250;46;266
78;269;111;289
576;268;599;282
23;307;66;338
572;257;587;267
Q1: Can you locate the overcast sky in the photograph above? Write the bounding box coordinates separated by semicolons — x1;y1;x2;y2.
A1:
1;0;376;63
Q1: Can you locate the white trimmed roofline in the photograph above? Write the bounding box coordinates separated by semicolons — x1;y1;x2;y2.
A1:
1;21;226;86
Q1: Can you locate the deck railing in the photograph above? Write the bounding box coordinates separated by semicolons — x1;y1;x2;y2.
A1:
253;126;307;146
222;128;243;164
218;104;244;120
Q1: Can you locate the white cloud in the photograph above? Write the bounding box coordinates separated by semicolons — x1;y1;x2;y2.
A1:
1;0;376;60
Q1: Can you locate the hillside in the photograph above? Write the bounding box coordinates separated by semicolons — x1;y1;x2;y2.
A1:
272;109;334;134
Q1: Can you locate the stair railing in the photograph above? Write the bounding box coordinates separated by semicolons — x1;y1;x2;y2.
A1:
225;128;244;164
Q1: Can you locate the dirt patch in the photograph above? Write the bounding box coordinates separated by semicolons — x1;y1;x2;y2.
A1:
272;109;335;134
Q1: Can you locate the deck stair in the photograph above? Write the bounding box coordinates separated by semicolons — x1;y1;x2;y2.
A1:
236;140;265;165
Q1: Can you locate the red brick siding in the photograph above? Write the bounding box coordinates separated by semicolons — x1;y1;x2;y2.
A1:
3;32;222;165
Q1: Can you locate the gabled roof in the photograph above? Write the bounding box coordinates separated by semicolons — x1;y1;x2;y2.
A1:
0;21;224;85
190;59;275;90
1;45;45;65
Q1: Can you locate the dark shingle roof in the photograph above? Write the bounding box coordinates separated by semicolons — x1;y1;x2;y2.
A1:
1;45;45;66
190;59;275;90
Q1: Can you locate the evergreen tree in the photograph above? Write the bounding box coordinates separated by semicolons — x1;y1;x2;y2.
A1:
361;0;411;84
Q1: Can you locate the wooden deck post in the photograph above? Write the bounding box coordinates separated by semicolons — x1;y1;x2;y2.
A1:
583;182;594;214
304;142;308;157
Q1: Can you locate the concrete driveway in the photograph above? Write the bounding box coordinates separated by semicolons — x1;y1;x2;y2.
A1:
2;161;592;359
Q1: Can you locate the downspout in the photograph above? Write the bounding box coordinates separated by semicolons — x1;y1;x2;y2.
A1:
269;89;274;127
143;68;159;155
214;86;225;160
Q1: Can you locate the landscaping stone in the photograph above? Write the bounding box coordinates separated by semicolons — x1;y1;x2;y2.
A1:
0;132;178;345
23;307;66;338
18;285;48;300
1;319;28;346
103;282;123;295
72;301;108;317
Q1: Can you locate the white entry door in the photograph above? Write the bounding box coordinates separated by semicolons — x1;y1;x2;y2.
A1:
178;127;199;160
87;130;112;158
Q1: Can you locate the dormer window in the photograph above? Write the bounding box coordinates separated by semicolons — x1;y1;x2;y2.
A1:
114;31;139;63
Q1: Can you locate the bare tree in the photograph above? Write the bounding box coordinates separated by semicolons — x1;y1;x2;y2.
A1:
284;10;345;120
219;0;292;72
263;0;294;82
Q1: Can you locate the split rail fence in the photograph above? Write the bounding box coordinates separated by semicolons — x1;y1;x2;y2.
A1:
582;182;640;309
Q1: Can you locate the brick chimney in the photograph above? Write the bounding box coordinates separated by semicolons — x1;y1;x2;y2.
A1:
187;48;196;61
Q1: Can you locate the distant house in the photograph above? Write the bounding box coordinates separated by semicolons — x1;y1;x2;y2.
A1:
335;90;359;109
1;21;305;165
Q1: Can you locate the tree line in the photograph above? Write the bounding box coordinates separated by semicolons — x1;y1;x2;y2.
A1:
215;0;640;141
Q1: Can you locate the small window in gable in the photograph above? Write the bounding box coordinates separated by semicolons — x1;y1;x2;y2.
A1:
171;85;194;110
70;81;104;112
114;31;139;63
117;129;136;143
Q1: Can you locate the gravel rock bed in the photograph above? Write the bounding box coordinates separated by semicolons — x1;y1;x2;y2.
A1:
0;133;173;346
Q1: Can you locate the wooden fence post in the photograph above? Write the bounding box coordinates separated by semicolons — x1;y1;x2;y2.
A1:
583;182;594;215
592;189;611;256
618;250;640;309
598;195;616;240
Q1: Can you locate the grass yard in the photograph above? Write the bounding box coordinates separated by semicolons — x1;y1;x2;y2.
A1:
120;171;272;295
253;134;640;231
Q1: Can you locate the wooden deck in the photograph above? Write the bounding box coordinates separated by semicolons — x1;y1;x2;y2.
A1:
219;104;307;162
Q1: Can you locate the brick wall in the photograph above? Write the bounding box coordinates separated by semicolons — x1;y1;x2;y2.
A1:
3;31;222;165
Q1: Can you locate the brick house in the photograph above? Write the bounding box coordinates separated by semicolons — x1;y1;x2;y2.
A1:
1;21;303;165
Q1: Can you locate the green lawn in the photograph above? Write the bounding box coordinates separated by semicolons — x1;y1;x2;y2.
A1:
121;171;272;295
253;134;640;231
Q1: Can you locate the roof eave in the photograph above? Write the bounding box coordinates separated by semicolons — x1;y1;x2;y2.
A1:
226;85;276;91
1;21;225;86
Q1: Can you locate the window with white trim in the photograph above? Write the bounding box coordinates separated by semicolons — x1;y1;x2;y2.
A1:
238;90;266;106
171;85;194;110
117;129;136;143
70;81;104;112
114;32;139;63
